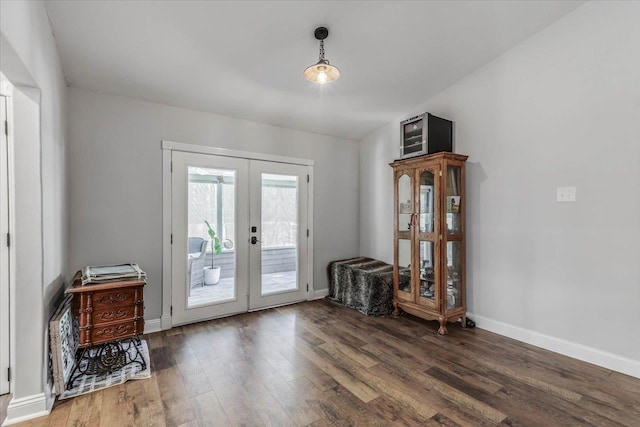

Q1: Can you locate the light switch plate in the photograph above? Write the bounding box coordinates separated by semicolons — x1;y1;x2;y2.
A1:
557;186;576;202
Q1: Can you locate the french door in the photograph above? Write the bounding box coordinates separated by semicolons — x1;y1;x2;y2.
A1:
249;160;308;310
171;152;310;326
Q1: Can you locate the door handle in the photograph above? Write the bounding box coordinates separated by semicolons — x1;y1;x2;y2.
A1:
408;213;418;228
251;236;261;245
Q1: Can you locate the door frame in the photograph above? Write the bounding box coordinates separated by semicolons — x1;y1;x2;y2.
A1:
161;140;314;330
0;91;16;395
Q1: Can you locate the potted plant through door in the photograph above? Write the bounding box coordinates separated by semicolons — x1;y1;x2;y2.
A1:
203;220;222;285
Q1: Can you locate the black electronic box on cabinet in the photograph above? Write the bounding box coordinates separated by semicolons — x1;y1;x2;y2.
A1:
400;113;453;159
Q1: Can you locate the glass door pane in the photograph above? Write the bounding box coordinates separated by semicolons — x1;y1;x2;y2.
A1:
419;170;434;233
402;118;424;156
397;174;412;232
446;165;462;234
419;241;436;305
261;173;298;295
397;239;412;297
446;241;463;311
187;166;237;308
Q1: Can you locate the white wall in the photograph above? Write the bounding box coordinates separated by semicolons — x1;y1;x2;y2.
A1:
0;1;68;298
0;0;68;421
67;87;360;321
360;1;640;376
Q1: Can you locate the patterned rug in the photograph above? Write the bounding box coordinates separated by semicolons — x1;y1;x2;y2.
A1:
59;339;151;400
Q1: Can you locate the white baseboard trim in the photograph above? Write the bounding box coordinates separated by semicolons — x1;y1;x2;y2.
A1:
45;381;56;417
468;312;640;379
310;288;329;300
160;314;172;331
145;316;173;333
144;318;162;334
3;393;49;426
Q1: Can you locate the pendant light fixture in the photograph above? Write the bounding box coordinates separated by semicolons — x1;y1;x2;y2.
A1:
304;27;340;84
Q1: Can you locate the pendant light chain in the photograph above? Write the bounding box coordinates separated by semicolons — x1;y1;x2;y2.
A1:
304;26;340;84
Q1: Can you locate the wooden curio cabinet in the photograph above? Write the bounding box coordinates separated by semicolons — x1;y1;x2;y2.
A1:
390;152;468;335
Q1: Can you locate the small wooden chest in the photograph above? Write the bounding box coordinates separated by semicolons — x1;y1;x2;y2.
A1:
67;272;145;348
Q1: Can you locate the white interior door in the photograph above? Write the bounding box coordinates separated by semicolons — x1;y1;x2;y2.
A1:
171;152;249;325
1;95;10;395
249;160;309;310
170;151;311;325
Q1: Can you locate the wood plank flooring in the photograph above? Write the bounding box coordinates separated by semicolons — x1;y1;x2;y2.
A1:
12;299;640;426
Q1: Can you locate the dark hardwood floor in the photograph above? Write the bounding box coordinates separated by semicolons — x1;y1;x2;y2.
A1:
13;299;640;426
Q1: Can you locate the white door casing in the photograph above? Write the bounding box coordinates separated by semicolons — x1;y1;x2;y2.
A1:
1;95;10;394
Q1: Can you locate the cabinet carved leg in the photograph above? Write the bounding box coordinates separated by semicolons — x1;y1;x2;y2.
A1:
438;317;448;335
461;316;467;328
392;301;399;316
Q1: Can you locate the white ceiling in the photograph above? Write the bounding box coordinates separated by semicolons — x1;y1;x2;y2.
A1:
45;1;584;141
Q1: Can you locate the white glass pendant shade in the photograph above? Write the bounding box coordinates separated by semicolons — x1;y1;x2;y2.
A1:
304;27;340;84
304;60;340;84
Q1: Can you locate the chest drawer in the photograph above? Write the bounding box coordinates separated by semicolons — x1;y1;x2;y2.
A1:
93;305;143;325
92;288;138;308
90;319;144;344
